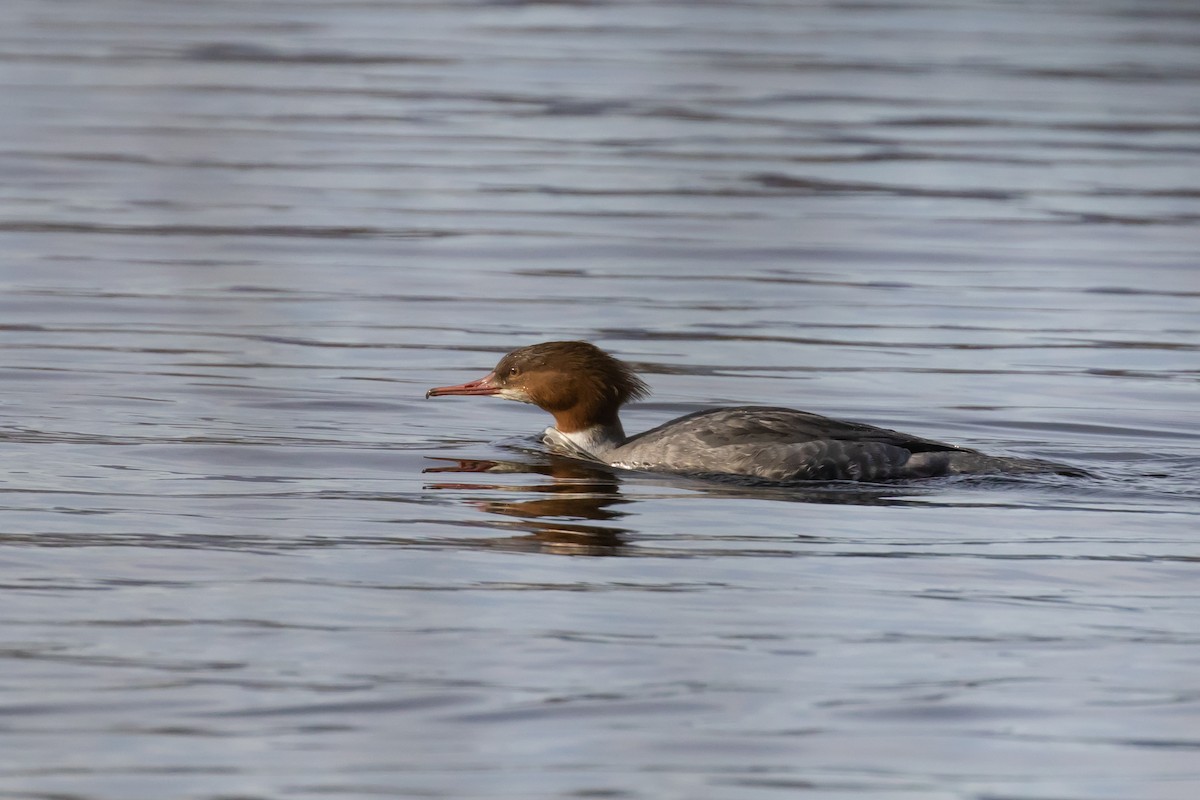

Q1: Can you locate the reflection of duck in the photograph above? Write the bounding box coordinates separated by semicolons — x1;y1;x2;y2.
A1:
423;456;628;555
424;456;627;521
428;341;1078;482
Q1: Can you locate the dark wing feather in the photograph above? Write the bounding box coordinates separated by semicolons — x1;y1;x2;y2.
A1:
625;406;972;455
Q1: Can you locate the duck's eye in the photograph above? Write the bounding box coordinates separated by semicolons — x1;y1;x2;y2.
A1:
507;366;521;377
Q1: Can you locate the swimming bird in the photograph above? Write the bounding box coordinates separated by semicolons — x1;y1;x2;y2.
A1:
426;341;1070;482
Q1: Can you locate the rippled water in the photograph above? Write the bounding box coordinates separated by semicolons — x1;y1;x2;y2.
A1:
2;1;1198;798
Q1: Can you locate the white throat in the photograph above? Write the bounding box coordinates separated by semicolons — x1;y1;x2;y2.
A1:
542;423;626;461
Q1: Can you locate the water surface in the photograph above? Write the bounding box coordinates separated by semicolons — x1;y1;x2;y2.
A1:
1;1;1198;798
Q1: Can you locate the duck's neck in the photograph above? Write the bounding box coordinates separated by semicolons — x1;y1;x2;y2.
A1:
543;418;627;460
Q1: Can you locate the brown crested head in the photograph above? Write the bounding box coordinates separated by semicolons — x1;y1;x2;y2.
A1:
426;341;649;432
490;341;649;431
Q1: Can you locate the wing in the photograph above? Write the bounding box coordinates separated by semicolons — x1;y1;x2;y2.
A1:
625;406;970;454
608;407;1072;482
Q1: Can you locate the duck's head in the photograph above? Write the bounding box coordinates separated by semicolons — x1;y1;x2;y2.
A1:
426;341;649;432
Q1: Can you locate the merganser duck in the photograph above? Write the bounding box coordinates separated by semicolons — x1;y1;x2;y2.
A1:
426;341;1072;482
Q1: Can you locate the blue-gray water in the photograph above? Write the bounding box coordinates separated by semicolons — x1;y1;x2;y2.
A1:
1;1;1198;798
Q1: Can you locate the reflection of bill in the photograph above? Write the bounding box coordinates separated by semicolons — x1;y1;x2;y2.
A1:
423;456;629;555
